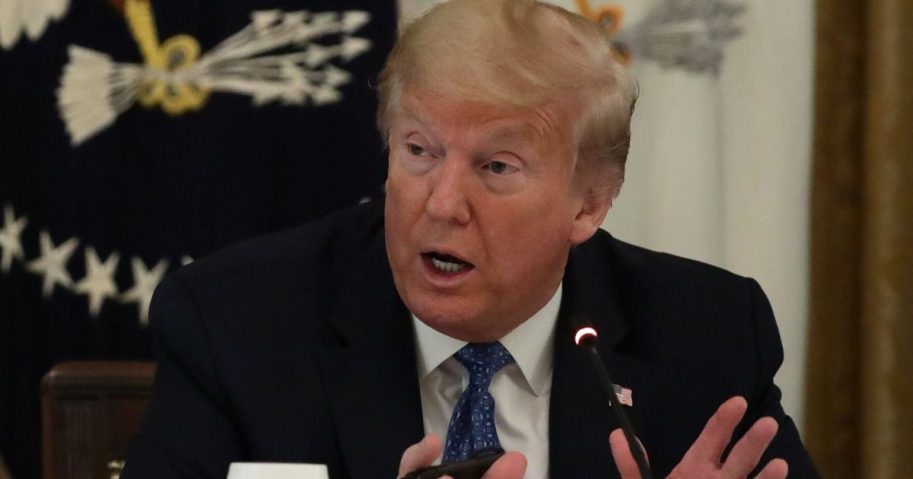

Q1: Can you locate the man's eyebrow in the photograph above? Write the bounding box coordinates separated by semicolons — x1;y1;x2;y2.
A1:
395;104;540;146
396;106;431;128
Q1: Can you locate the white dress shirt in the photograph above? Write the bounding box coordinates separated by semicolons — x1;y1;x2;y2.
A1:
411;285;562;479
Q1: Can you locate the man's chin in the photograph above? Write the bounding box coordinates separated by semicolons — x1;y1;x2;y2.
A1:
411;304;510;343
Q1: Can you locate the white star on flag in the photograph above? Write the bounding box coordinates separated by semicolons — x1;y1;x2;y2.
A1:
73;246;121;316
0;204;28;273
121;257;168;325
27;231;79;297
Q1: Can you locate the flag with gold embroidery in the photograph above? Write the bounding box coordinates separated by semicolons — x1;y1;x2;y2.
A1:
0;1;396;477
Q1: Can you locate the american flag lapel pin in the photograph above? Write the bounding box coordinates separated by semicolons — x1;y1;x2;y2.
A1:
613;384;633;407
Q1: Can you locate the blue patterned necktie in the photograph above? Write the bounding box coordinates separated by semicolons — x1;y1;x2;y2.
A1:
442;342;515;463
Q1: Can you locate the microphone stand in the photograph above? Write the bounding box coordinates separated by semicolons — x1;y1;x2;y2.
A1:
575;327;654;479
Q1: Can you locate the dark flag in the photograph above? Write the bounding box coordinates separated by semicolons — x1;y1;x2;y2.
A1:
0;1;397;477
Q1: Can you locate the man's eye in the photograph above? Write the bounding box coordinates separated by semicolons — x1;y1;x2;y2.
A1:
407;143;426;156
485;161;519;175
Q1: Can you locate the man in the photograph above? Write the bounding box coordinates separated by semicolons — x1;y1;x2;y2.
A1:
123;1;819;478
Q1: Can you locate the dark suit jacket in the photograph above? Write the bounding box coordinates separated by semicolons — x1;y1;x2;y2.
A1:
122;201;819;478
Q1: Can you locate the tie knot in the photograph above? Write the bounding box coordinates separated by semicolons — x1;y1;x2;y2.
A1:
454;342;514;388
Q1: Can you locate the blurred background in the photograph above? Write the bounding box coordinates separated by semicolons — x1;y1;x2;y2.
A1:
1;0;910;478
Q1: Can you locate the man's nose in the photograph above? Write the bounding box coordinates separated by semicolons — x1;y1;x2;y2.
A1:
425;158;471;224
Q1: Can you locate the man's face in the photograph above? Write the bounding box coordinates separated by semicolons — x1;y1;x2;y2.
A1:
384;91;604;342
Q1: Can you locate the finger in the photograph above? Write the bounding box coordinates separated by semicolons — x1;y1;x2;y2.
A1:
609;429;643;479
681;396;748;464
754;458;788;479
481;451;527;479
398;434;443;477
720;416;779;477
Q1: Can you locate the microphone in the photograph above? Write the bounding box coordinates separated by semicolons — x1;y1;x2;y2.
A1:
574;326;654;479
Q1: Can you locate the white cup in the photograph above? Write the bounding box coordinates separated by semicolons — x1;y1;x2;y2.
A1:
226;462;329;479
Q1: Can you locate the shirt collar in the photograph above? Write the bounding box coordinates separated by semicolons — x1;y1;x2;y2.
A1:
411;284;562;396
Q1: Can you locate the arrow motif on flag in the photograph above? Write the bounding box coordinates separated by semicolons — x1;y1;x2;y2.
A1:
57;0;374;146
0;0;70;50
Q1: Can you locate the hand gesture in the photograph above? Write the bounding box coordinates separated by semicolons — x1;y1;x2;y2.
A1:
609;396;788;479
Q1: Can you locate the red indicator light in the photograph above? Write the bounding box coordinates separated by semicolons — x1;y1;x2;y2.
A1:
574;327;598;345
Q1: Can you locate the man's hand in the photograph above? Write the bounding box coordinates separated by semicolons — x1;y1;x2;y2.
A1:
609;396;789;479
397;434;527;479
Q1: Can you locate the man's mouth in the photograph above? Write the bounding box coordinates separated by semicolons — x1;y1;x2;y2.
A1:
422;252;474;274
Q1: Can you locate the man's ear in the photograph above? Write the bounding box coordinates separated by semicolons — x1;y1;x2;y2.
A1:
569;184;614;246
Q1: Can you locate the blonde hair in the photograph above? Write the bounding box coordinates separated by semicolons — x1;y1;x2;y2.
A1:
376;0;638;195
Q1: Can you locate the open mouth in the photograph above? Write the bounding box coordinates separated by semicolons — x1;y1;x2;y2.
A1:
422;252;475;274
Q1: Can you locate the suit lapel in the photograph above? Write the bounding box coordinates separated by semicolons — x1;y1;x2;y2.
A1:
318;233;425;479
315;221;654;478
549;242;652;478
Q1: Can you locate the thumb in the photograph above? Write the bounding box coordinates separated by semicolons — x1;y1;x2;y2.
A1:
609;429;648;479
482;452;527;479
398;434;443;477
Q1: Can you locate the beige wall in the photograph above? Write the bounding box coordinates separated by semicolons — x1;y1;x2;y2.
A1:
599;0;815;430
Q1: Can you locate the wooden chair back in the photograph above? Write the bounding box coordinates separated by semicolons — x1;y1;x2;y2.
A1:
41;361;156;479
